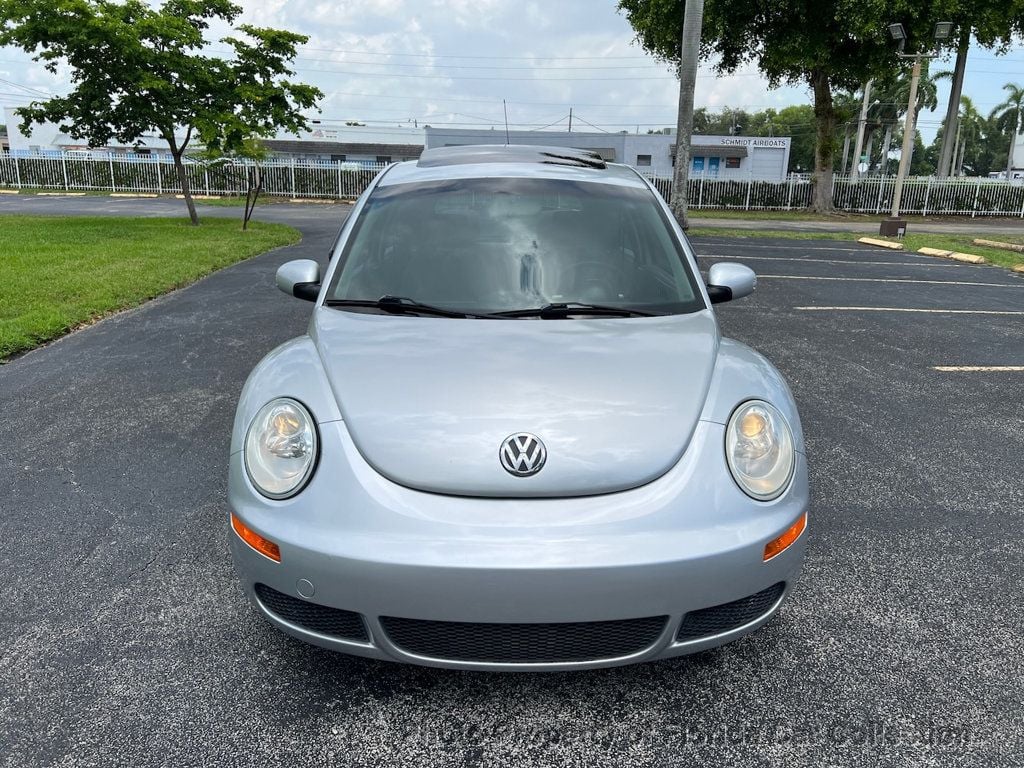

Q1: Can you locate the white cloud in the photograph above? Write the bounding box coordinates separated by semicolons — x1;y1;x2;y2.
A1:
0;0;822;136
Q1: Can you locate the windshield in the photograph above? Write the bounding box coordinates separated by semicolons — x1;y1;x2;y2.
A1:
327;177;705;316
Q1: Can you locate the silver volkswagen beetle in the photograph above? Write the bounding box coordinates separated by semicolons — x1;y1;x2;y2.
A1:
228;145;808;671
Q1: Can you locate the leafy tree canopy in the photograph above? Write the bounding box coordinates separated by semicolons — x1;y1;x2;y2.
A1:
618;0;1024;208
0;0;322;224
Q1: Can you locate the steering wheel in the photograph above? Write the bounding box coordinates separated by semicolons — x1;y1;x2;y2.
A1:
554;259;623;298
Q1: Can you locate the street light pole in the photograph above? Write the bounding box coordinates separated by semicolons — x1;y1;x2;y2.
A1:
880;21;952;237
890;57;921;218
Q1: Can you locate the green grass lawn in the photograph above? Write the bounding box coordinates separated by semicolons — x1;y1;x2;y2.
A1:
689;209;886;223
0;215;300;360
688;226;1024;270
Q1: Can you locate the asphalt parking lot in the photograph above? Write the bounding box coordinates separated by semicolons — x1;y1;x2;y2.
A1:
1;197;1022;767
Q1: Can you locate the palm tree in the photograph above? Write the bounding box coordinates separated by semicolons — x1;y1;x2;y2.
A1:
955;96;983;176
869;65;940;175
991;83;1024;176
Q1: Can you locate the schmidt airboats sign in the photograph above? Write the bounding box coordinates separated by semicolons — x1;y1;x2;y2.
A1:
716;137;791;149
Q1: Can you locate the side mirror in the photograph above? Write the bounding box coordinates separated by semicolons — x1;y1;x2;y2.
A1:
706;262;756;304
276;259;321;302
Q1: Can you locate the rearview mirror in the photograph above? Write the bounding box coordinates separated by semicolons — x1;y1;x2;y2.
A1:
706;262;756;304
276;259;321;302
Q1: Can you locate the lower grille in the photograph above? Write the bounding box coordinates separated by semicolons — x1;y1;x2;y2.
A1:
380;615;668;664
254;584;369;643
676;582;786;642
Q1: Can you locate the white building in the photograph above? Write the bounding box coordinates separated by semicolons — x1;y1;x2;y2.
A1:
3;107;424;164
4;105;793;179
1009;131;1024;178
261;122;423;164
424;127;792;180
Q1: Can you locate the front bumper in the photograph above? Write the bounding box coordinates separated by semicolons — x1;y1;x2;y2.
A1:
228;420;808;671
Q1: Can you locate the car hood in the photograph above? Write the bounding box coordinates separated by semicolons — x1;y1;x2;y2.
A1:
311;307;719;498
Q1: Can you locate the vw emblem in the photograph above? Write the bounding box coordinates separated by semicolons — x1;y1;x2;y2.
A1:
500;433;546;477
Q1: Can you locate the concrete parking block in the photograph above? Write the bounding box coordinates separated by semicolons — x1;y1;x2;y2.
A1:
917;247;986;264
948;251;987;264
973;238;1024;252
857;237;904;250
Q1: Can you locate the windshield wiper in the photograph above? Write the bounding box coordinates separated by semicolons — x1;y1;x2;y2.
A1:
324;295;495;319
492;302;657;319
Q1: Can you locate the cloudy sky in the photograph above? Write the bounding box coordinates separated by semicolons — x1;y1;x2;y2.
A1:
2;0;1023;144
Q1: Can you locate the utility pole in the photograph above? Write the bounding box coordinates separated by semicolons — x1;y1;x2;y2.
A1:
850;80;872;180
670;0;705;228
890;57;921;219
881;21;952;236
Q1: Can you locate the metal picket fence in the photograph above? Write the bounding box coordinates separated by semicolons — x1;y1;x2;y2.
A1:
0;153;388;200
3;152;1024;216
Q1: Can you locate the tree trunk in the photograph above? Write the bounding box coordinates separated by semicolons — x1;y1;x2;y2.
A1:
243;164;263;231
172;150;199;226
810;69;835;213
936;31;969;178
1007;110;1018;177
840;127;851;175
669;0;705;229
880;124;893;175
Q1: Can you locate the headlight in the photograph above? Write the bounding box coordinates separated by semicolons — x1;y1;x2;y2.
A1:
725;400;795;501
244;398;318;499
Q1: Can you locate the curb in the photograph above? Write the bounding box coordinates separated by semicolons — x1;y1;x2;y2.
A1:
110;193;159;198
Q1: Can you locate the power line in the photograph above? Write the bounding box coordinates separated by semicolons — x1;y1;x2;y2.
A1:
297;46;654;61
206;47;667;71
0;76;50;97
290;64;744;81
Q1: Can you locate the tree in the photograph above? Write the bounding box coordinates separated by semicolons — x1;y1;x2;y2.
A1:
930;3;1024;177
0;0;322;226
198;138;269;231
619;0;919;212
991;83;1024;175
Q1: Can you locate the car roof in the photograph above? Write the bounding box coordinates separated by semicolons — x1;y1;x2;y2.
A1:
378;144;649;189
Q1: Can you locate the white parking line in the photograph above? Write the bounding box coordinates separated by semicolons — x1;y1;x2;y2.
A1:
796;306;1024;315
697;254;983;268
692;241;926;255
760;275;1023;288
933;366;1024;372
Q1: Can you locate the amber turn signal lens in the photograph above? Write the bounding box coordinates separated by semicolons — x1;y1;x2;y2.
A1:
763;512;807;561
231;513;281;562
